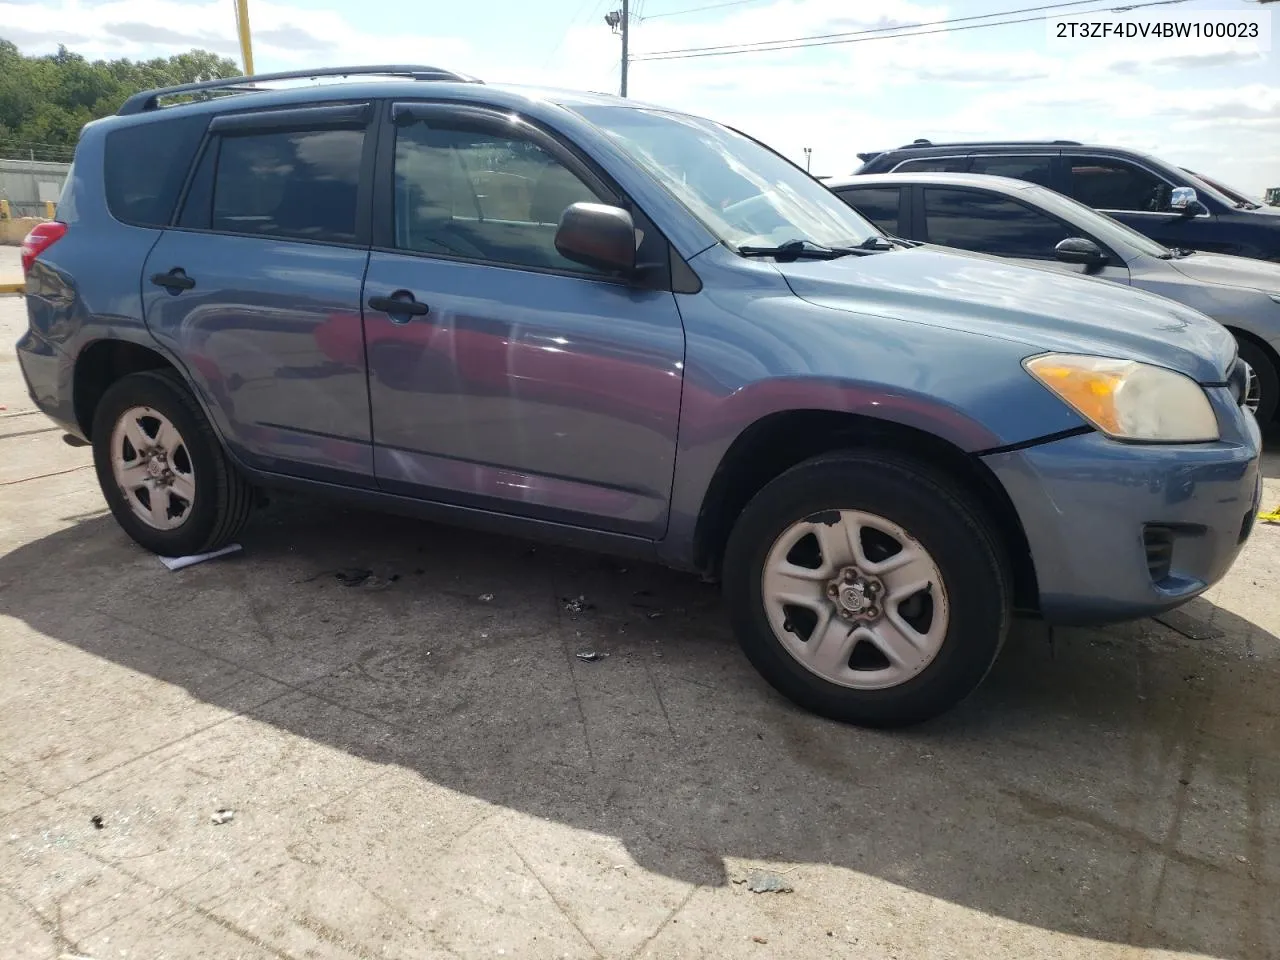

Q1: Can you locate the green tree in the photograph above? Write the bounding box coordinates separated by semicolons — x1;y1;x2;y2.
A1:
0;40;241;159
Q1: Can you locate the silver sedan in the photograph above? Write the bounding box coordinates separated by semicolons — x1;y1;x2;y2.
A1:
828;172;1280;423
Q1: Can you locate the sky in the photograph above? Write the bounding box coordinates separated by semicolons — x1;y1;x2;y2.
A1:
2;0;1277;195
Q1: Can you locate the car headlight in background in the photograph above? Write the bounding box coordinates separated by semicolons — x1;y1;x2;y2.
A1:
1024;354;1219;442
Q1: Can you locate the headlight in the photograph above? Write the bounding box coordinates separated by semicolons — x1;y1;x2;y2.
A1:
1024;353;1219;442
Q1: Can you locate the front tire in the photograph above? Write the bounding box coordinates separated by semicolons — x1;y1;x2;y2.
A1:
92;369;252;556
1236;338;1277;426
723;451;1011;727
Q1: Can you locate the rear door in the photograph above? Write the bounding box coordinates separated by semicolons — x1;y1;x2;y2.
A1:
141;102;376;485
361;101;686;538
917;185;1131;283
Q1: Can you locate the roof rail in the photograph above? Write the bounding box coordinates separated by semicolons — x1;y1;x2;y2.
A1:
117;64;480;115
895;138;1083;149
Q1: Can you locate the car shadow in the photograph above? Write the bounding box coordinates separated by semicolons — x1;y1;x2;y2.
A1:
2;497;1277;958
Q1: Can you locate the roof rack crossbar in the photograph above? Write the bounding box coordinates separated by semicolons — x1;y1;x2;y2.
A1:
118;64;479;115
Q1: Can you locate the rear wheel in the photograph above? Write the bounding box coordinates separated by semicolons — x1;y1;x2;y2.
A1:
723;451;1011;727
1236;337;1277;426
92;369;252;556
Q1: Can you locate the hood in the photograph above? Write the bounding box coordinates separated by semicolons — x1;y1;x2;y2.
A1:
1167;250;1280;294
778;247;1237;383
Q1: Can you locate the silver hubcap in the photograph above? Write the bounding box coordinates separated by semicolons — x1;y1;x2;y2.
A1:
762;510;950;690
110;406;196;530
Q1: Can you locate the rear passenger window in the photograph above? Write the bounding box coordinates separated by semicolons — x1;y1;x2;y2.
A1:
104;114;209;227
835;187;901;234
892;157;969;173
968;155;1054;188
211;129;364;242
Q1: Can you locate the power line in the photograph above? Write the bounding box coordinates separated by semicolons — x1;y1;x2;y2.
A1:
632;0;1191;61
640;0;772;20
638;0;1109;56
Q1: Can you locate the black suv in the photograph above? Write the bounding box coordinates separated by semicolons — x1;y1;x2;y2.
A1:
854;140;1280;262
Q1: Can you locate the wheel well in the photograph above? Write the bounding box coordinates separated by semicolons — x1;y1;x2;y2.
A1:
692;410;1040;611
74;340;175;440
1226;326;1278;375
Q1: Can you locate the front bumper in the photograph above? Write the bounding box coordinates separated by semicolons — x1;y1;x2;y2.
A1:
985;390;1262;625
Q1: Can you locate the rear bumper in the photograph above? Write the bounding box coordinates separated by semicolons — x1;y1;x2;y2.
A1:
15;329;80;437
985;393;1262;625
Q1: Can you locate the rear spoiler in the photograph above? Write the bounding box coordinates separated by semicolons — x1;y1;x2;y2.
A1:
856;151;882;163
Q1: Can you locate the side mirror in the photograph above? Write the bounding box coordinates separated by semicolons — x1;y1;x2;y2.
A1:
555;203;636;274
1169;186;1203;217
1055;237;1108;267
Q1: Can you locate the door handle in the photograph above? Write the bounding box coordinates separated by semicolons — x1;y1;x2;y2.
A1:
368;291;430;320
150;268;196;293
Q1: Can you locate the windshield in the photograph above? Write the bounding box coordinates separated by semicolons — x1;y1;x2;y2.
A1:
573;104;880;251
1181;168;1261;208
1019;182;1175;259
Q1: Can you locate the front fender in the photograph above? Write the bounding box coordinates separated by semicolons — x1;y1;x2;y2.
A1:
660;250;1087;565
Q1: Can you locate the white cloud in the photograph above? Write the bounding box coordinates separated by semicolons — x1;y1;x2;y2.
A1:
3;0;1275;193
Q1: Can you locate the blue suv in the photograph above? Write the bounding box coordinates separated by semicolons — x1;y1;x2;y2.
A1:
16;66;1264;726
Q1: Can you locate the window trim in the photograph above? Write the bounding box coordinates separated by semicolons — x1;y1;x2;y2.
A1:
371;98;677;290
917;183;1122;263
889;154;971;174
1065;153;1212;220
170;103;377;247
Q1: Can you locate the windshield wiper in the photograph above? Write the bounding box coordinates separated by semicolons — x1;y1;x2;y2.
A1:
1172;247;1196;258
738;237;893;260
738;239;858;260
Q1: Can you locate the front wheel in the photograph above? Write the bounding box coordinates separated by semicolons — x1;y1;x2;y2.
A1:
92;369;253;556
1236;338;1277;426
723;451;1011;727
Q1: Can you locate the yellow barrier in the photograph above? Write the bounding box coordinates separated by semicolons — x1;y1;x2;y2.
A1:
44;200;56;218
0;199;9;219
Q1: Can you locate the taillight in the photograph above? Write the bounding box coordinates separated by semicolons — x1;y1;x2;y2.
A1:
20;221;67;275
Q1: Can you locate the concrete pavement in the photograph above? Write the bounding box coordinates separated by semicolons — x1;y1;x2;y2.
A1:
2;275;1279;960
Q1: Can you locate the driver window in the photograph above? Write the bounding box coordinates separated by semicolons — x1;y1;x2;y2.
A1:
1067;157;1173;213
394;121;605;272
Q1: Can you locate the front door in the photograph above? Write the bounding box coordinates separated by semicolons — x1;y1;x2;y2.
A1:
142;104;376;484
363;102;686;538
917;185;1131;284
1063;154;1223;254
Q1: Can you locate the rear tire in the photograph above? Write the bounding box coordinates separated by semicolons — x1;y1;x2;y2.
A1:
1237;337;1277;426
723;451;1011;727
92;369;252;556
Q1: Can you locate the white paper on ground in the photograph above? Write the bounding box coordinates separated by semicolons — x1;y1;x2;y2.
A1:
159;543;243;571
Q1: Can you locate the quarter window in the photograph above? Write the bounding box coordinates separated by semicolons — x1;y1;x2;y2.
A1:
1067;157;1173;213
211;129;364;242
835;187;901;235
922;187;1072;258
393;121;603;272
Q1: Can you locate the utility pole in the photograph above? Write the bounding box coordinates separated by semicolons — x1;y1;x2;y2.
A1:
621;0;629;97
605;1;629;97
235;0;255;74
803;147;812;172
